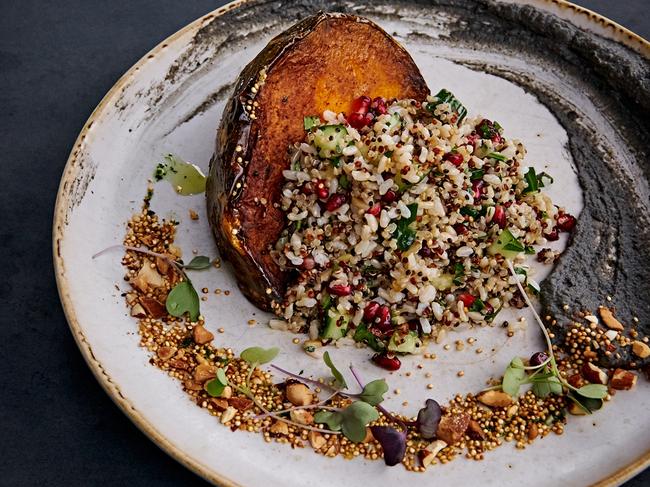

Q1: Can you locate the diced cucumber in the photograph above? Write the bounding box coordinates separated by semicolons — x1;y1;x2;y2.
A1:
488;228;525;259
314;125;348;158
320;308;349;340
431;273;454;291
385;113;402;132
388;331;422;353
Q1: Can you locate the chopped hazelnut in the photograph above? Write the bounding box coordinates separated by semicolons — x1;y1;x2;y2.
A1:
285;381;313;406
598;306;624;331
269;421;289;435
477;390;513;408
632;340;650;359
289;409;314;425
436;413;469;445
192;325;214;345
582;362;608;385
309;431;327;450
193;363;216;383
610;369;637;390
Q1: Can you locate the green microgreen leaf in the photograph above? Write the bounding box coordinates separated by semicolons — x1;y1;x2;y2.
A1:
569;393;603;414
240;346;279;366
182;255;212;270
576;383;608;399
531;375;562;398
216;368;228;385
352;323;385;352
341;401;379;442
205;379;225;397
166;281;200;321
358;379;388;406
314;410;343;431
502;357;526;397
323;351;348;389
523;167;539;194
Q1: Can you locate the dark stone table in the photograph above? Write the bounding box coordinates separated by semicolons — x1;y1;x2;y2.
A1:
1;1;647;485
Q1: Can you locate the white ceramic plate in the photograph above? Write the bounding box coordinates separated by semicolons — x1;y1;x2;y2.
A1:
54;1;650;486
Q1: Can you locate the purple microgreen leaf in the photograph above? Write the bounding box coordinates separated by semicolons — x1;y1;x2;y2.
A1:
416;399;442;439
371;426;407;466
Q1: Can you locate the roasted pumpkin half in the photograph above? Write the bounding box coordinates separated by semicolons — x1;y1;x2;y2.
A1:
206;12;429;310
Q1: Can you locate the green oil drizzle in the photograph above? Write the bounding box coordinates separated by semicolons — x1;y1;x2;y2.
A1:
154;154;206;195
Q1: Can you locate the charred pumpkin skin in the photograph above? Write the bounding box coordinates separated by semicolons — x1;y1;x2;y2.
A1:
206;13;429;311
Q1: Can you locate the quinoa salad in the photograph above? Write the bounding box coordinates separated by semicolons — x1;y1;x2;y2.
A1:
271;91;576;365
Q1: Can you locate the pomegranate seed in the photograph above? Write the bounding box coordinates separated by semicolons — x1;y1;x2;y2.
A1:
348;112;368;129
325;193;346;212
472;180;484;200
371;97;387;115
302;182;314;195
363;301;381;321
443;152;464;166
493;205;506;228
375;305;392;330
454;223;468;235
315;180;329;199
530;351;549;367
545;228;559;241
466;133;480;147
382;190;397;203
483;302;494;315
556;212;576;232
301;256;315;270
367;203;381;216
372;352;401;371
491;134;503;144
329;284;351;296
458;293;476;308
351;95;371;114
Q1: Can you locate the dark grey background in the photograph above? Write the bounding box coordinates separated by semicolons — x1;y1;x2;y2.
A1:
0;1;647;485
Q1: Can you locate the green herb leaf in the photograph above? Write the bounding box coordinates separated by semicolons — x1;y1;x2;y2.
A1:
384;151;393;158
452;262;465;286
330;157;341;168
569;393;603;414
428;89;467;123
487;152;508;162
339;173;350;190
205;379;225;397
323;351;348;389
460;206;480;218
470;168;485;181
304;116;320;131
183;255;212;270
523;167;539;194
537;171;554;188
469;298;485;312
393;203;418;251
576;383;608;399
341;401;379;442
314;410;343;431
216;368;228;385
240;346;279;366
352;323;386;352
524;245;536;255
358;379;388;406
502;357;526;397
166;281;200;321
531;375;563;398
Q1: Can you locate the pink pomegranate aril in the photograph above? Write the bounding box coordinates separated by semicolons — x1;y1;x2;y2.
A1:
382;190;397;203
315;180;329;199
545;228;559;241
363;301;381;321
325;193;346;212
301;256;315;270
457;293;476;308
367;203;381;216
351;95;371;114
454;223;468;235
493;205;506;228
375;305;392;330
329;284;351;296
348;112;368;129
472;180;484;200
556;212;577;232
371;97;387;115
372;353;401;371
443;152;464;166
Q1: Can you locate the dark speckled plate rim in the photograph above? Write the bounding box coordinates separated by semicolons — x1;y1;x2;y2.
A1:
52;1;650;486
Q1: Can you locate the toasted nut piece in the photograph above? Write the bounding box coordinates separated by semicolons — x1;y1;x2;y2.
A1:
269;421;289;435
582;362;609;385
193;363;216;383
436;413;470;445
130;303;146;318
598;307;624;331
324;443;339;457
139;296;167;318
477;390;513;408
506;405;519;418
157;346;177;361
567;373;585;388
132;261;165;292
209;397;229;411
220;406;237;424
285;381;313;406
192;325;214;345
418;440;448;468
467;420;485;440
220;386;233;399
568;402;588;416
155;256;171;275
611;369;637;390
228;396;253;411
183;380;203;391
309;431;327;450
289;409;314;425
125;292;139;305
527;423;539;440
362;427;374;444
168;358;190;370
632;341;650;359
